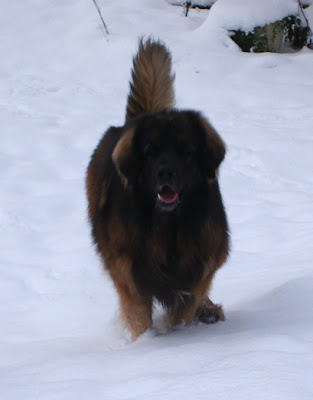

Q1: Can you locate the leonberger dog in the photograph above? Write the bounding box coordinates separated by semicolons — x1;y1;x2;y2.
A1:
86;39;230;339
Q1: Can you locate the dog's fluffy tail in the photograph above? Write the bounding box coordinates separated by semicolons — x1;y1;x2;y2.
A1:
125;38;175;122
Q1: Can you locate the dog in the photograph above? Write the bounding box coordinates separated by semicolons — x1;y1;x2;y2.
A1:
86;38;230;339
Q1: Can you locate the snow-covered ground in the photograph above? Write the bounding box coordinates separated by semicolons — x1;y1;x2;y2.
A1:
1;1;313;399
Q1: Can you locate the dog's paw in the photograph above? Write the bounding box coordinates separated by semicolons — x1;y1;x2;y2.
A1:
196;301;225;324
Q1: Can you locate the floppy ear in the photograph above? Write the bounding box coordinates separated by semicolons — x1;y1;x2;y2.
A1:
112;127;137;187
200;117;226;182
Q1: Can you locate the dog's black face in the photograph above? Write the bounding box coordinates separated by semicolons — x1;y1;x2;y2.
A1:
140;129;198;212
113;110;226;213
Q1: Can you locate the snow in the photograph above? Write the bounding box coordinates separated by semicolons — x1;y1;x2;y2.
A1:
1;0;313;399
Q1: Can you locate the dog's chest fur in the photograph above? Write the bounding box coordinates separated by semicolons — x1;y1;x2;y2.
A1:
131;214;206;308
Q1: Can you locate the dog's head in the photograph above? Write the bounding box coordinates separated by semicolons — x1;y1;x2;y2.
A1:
112;111;225;212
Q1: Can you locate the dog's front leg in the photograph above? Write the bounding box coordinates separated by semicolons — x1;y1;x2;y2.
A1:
169;272;223;327
195;297;225;324
117;285;152;339
110;257;152;339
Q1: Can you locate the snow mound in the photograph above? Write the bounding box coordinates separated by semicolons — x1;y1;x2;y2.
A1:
201;0;299;32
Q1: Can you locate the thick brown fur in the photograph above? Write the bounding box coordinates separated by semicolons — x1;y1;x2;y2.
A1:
86;38;230;339
125;38;175;122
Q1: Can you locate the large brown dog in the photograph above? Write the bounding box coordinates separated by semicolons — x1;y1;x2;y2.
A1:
86;39;229;339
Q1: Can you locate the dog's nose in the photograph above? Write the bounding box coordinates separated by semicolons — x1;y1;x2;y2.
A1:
157;166;176;181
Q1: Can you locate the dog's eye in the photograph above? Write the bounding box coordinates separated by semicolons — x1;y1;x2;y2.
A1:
184;147;195;158
144;144;159;158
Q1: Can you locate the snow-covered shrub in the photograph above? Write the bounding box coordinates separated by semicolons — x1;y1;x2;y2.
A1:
231;15;311;52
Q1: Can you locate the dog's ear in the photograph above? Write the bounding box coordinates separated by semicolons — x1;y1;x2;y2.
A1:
112;128;137;187
199;117;226;182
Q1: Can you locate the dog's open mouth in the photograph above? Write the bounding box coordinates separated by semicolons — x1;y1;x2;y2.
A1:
157;186;179;205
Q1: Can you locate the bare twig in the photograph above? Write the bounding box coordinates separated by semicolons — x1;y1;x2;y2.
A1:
91;0;110;37
184;1;192;17
298;0;313;48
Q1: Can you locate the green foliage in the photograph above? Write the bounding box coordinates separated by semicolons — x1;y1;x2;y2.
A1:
231;16;307;53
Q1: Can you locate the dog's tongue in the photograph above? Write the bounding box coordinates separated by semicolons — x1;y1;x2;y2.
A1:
158;186;178;204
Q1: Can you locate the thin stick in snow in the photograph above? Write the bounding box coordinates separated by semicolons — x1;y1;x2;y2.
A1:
91;0;110;37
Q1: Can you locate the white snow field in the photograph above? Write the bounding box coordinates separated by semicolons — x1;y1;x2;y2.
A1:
1;0;313;399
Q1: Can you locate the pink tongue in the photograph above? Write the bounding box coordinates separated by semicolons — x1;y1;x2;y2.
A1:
158;187;178;204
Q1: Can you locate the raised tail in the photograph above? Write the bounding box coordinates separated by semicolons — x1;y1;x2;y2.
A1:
125;38;175;122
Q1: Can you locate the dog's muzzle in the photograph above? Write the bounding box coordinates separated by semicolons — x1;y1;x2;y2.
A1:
155;164;180;211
